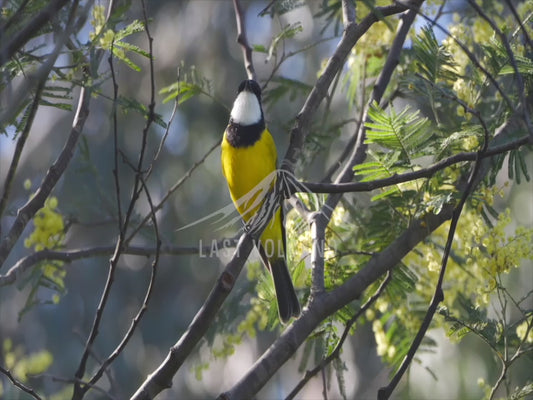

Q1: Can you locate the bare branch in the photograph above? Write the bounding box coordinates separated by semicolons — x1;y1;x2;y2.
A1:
233;0;256;80
82;5;161;392
87;177;161;393
73;3;158;395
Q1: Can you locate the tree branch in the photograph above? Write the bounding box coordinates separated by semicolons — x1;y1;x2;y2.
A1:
232;0;256;80
299;133;531;194
0;77;46;228
219;201;456;399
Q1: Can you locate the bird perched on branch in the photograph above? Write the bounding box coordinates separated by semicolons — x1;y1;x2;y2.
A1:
221;79;301;323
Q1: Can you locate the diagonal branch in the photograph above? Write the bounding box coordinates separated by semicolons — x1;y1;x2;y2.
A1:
0;365;43;400
0;85;90;270
218;199;457;400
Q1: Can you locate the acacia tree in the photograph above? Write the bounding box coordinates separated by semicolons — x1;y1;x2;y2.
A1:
0;0;532;399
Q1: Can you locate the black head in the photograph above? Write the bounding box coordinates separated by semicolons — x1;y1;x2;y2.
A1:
237;79;262;100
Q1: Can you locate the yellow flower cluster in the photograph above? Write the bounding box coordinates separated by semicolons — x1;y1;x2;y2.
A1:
24;196;65;251
404;186;533;312
89;5;106;41
372;319;396;361
364;184;533;362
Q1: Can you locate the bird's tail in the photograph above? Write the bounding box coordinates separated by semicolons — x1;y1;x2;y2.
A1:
269;258;301;323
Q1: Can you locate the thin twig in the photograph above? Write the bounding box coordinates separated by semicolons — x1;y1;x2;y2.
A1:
126;139;221;242
0;365;43;400
84;4;161;392
110;40;123;229
86;176;161;391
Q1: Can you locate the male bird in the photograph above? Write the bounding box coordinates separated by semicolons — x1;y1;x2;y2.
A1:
221;79;300;323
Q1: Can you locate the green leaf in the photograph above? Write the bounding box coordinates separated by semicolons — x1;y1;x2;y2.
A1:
412;25;458;83
111;46;141;71
365;102;431;161
114;40;151;59
114;19;145;41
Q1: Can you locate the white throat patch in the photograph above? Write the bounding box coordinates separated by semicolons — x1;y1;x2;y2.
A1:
230;91;262;126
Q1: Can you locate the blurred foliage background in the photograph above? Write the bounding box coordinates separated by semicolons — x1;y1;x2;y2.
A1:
1;0;532;399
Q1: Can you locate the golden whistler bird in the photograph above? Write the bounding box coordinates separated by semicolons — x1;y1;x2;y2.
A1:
221;79;301;323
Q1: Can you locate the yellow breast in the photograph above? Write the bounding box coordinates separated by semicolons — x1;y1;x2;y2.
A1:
221;128;278;222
